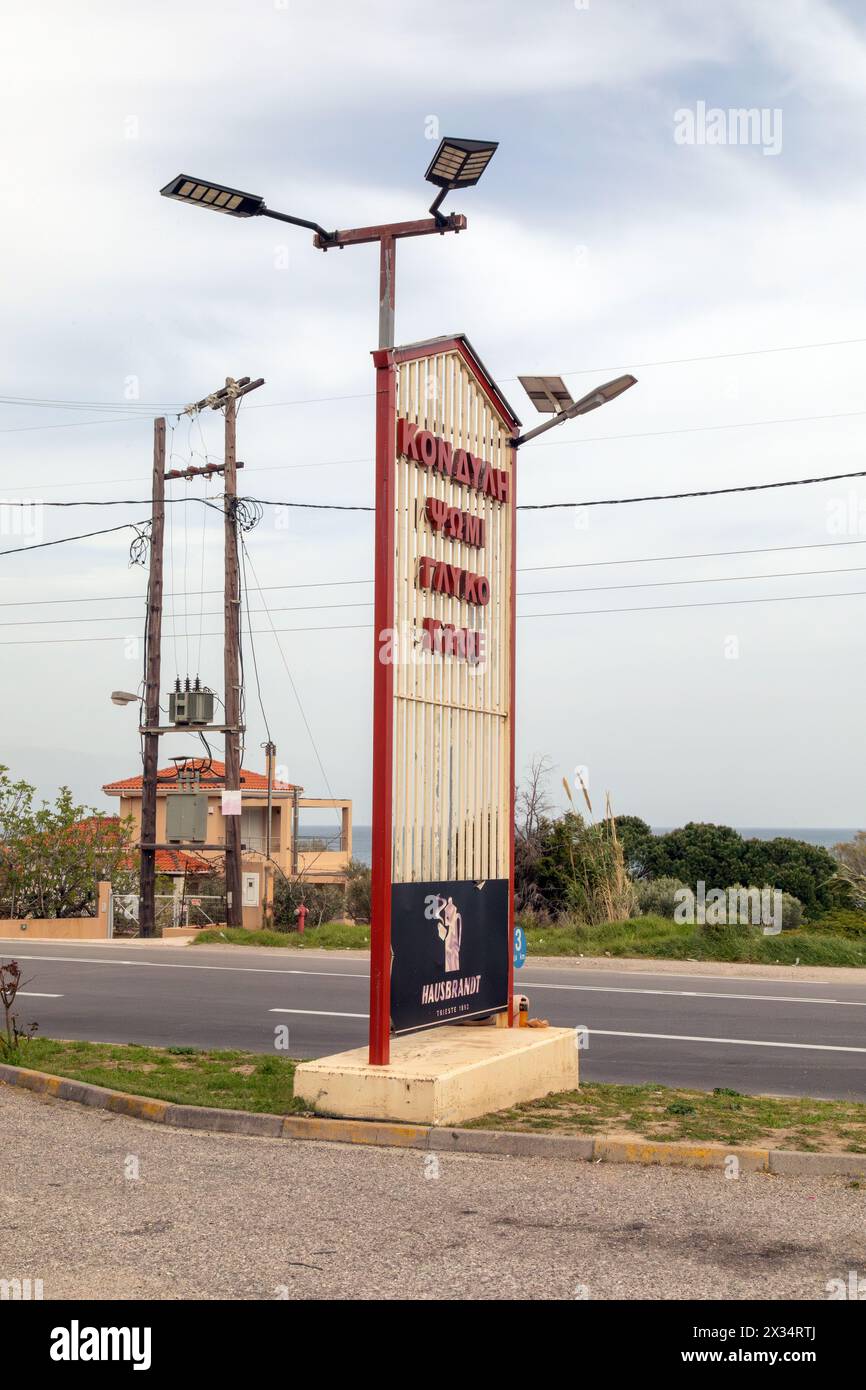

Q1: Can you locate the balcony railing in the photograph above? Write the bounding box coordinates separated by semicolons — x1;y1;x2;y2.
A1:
295;834;346;854
236;833;348;855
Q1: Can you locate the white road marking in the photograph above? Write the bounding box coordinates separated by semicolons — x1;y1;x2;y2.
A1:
526;983;859;1006
16;991;62;998
7;954;367;980
9;953;864;1009
9;949;866;1022
269;1008;368;1019
590;1029;866;1054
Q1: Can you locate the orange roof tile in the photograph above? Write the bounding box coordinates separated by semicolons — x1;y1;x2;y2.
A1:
71;818;216;875
103;759;300;794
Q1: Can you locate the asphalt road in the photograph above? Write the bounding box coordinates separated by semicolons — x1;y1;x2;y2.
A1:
2;1083;862;1300
7;940;866;1100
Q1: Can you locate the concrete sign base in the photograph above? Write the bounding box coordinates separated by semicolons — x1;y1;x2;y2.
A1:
294;1025;578;1127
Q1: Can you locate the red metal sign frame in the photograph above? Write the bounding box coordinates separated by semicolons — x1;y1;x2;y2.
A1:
368;336;518;1065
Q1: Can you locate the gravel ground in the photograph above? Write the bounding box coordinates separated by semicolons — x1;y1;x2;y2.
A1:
1;1084;862;1301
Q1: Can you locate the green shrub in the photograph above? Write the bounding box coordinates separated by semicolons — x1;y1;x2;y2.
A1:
345;859;371;923
722;885;804;932
802;908;866;938
637;823;845;915
273;877;345;929
777;892;804;931
516;905;553;930
636;876;689;918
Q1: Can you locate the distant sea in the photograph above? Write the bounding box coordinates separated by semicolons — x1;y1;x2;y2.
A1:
308;824;856;869
654;827;856;851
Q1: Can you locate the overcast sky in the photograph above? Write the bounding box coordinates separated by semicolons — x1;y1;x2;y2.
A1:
1;0;864;829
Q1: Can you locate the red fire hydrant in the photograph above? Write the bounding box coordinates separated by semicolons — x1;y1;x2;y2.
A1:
294;903;308;935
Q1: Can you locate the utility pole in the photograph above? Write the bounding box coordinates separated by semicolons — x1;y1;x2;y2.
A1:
223;380;243;928
134;378;263;938
139;417;166;938
264;739;276;928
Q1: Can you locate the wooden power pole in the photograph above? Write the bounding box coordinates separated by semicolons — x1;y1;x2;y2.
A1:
135;378;263;937
139;417;166;938
223;382;243;928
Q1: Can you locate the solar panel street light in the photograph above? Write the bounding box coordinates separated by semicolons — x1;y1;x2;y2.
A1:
160;174;335;241
515;374;637;445
424;136;498;221
517;375;575;414
161;137;498;347
159;175;265;218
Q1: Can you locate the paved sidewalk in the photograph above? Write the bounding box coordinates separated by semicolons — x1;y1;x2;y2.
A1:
1;1085;860;1300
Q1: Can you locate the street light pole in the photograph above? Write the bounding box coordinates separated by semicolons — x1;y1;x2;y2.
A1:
160;138;497;350
379;234;395;350
312;214;466;349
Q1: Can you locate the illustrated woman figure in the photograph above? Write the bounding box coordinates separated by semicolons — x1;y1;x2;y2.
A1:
436;895;462;973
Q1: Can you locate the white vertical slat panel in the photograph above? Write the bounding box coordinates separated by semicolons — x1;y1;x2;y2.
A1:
390;344;514;888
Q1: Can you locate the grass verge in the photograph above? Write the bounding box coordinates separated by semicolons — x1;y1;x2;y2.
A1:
192;924;369;950
521;915;866;967
189;915;866;966
467;1082;866;1154
4;1040;866;1154
9;1038;304;1114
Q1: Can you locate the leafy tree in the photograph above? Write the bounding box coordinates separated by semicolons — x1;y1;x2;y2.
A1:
638;822;845;916
534;808;636;924
832;832;866;907
611;815;654;878
514;755;555;916
640;822;747;891
742;837;844;915
0;767;136;918
345;859;371;923
273;874;345;929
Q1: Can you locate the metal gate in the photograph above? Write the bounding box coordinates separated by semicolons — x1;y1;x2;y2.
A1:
108;893;181;938
180;894;226;928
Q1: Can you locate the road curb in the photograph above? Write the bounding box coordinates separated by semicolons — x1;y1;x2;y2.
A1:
2;1062;866;1176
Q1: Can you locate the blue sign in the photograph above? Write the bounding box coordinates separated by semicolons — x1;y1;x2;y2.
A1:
513;925;527;969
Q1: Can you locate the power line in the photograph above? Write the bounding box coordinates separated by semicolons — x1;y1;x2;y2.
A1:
0;599;374;629
241;538;343;834
0;414;152;435
5;407;866;494
519;588;866;622
2;586;866;646
505;335;866;382
520;563;866;601
520;536;866;573
4;535;866;611
0;519;148;559
239;536;272;745
0;576;373;609
7;562;866;631
0;394;185;412
519;468;866;510
4;333;864;424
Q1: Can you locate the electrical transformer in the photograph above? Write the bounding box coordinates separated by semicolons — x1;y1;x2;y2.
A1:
166;792;208;844
168;680;215;727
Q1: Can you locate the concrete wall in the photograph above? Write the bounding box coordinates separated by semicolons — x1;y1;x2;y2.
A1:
0;882;111;940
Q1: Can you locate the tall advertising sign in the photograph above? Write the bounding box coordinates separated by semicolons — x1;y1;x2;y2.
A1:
369;335;519;1062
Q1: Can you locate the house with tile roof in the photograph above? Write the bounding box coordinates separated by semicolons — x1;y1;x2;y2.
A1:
102;753;352;926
